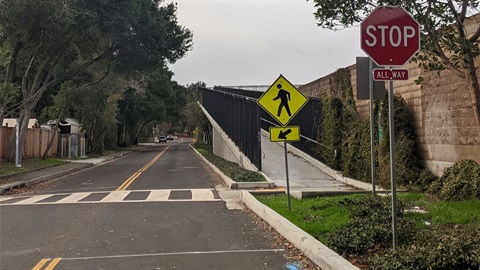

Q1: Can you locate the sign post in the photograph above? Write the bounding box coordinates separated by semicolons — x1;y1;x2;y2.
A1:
361;6;420;249
258;75;309;210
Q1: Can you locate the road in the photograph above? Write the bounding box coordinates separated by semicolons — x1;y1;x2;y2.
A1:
0;139;298;270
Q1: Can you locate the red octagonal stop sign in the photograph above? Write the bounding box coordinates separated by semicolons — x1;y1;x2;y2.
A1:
361;6;420;66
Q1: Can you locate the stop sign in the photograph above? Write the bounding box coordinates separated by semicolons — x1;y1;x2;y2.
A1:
361;6;420;66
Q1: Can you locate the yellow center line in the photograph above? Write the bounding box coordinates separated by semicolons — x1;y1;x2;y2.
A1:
44;258;62;270
32;259;50;270
116;146;170;191
32;258;62;270
116;172;141;191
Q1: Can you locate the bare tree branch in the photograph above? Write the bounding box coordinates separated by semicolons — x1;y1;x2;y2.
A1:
79;59;113;89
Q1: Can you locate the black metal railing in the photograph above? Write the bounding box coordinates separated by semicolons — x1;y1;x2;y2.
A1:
214;86;328;160
199;87;262;170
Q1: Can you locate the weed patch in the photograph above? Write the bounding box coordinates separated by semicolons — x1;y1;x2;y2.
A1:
193;141;265;182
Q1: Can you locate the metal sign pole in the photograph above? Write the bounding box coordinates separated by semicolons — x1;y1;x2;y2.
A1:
388;69;398;249
369;58;376;195
284;141;291;210
15;118;21;168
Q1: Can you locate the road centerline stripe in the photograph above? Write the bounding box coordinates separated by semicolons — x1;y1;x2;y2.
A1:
44;258;61;270
32;259;50;270
116;146;170;191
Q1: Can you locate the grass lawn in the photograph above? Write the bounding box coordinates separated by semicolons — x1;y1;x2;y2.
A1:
0;158;66;176
255;193;368;244
256;192;480;245
399;192;480;227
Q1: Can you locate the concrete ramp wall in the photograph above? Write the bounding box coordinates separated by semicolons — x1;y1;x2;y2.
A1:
199;103;258;172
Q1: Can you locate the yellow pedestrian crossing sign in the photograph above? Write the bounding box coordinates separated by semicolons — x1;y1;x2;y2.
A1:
269;126;301;142
257;75;309;126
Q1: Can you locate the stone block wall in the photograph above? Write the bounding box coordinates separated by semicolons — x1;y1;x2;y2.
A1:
299;61;480;176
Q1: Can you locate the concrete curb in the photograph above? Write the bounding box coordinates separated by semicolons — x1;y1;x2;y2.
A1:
240;191;360;270
0;181;26;194
189;144;274;189
289;190;372;200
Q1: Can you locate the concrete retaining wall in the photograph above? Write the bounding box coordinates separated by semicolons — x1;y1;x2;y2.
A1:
199;103;258;171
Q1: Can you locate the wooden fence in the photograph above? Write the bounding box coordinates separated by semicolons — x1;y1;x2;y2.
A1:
0;126;59;161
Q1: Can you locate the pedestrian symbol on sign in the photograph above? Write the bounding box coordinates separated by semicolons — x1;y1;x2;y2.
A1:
257;75;309;126
273;84;291;117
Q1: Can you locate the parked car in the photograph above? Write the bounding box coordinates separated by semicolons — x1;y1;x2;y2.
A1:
167;135;173;141
159;136;167;143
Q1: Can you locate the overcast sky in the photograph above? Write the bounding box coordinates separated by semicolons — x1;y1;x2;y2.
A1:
167;0;365;87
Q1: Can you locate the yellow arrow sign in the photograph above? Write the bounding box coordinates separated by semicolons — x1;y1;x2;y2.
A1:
269;126;301;142
257;75;309;126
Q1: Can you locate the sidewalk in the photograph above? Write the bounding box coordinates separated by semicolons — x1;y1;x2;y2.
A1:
0;151;131;194
259;131;365;198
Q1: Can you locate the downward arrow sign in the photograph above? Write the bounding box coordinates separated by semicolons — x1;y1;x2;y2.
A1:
278;129;292;139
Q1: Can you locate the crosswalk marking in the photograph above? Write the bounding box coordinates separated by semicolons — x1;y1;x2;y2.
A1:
0;189;219;206
57;192;90;203
13;194;52;204
100;191;130;202
0;196;17;202
146;190;170;201
191;189;214;201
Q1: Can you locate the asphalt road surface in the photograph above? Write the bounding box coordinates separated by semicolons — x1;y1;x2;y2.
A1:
0;139;304;270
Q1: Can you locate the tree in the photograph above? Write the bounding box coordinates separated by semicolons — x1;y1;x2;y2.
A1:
310;0;480;125
39;81;74;160
116;67;179;145
0;0;192;161
181;82;210;138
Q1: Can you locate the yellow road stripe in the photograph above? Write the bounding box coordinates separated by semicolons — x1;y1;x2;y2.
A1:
44;258;61;270
32;259;50;270
116;146;170;191
116;172;141;191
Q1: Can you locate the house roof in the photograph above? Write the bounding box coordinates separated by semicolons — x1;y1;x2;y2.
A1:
2;118;39;128
46;118;81;126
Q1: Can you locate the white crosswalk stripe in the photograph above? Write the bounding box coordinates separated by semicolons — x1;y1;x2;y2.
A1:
191;189;215;201
12;194;53;205
146;190;170;201
100;191;130;202
57;192;90;203
0;189;219;206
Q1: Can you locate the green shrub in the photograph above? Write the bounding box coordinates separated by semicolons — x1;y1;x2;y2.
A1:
429;160;480;200
317;97;343;170
342;120;372;182
327;195;416;255
413;169;439;192
369;226;480;270
376;96;420;187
